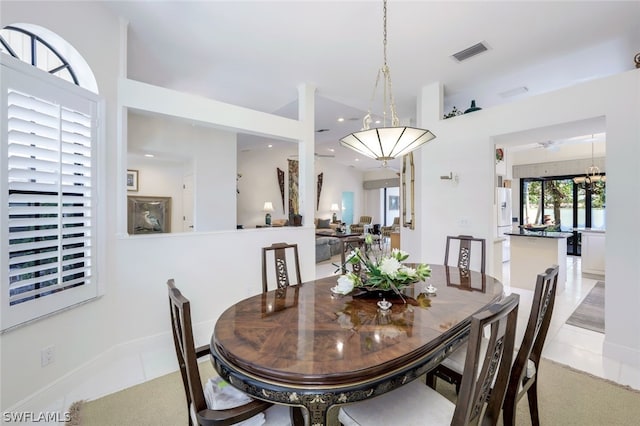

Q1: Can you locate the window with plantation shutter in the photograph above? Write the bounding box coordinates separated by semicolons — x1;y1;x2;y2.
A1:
2;56;101;331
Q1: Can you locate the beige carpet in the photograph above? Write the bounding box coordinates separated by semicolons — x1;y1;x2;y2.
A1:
69;358;640;425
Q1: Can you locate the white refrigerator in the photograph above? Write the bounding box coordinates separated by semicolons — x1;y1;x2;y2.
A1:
497;187;512;262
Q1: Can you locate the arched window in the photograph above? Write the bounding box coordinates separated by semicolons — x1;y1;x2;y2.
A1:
1;24;98;93
1;25;79;85
1;24;102;331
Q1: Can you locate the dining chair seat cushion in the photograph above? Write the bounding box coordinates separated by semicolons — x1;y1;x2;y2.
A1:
338;379;455;426
195;377;292;426
442;339;536;379
205;377;253;409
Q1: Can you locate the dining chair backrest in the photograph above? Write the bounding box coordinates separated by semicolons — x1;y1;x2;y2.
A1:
340;236;366;274
453;293;520;426
444;235;486;274
167;279;272;425
261;242;302;293
502;265;559;426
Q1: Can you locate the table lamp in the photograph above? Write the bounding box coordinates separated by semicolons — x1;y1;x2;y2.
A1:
330;203;340;223
263;201;274;226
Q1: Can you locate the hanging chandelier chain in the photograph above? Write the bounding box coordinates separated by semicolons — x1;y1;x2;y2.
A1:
364;0;399;129
339;0;436;162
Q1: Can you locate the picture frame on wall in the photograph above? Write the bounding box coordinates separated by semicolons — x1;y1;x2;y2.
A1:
126;169;139;192
127;196;172;234
389;195;399;211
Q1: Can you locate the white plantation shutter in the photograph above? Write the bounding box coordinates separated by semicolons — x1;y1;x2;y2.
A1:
2;57;100;330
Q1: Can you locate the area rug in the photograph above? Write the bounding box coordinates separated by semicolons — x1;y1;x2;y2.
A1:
68;358;640;426
566;281;605;333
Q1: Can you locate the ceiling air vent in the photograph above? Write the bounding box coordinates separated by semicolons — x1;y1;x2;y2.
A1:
452;42;489;62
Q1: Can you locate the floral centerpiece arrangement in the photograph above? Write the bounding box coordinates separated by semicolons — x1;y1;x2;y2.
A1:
334;234;431;297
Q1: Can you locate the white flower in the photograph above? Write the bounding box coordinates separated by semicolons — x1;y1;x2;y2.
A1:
379;257;401;277
336;275;355;294
400;266;417;277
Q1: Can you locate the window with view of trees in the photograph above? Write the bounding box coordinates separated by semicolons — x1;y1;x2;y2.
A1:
521;176;606;256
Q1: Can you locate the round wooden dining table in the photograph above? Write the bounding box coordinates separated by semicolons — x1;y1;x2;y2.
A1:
210;265;503;425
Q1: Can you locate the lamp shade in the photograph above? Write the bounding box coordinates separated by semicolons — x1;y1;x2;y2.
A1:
340;126;436;161
330;203;340;212
263;201;274;212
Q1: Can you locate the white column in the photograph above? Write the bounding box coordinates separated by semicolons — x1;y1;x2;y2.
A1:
298;83;316;227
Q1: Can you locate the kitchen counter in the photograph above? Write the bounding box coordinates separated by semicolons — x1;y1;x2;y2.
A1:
506;230;573;239
508;231;570;292
579;229;605;276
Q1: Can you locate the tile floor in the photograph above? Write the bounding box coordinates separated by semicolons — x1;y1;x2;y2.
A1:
31;255;640;423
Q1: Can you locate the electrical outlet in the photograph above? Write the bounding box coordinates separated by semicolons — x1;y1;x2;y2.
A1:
41;345;55;367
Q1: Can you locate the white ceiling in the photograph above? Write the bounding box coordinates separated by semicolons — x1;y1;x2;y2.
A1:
102;0;640;170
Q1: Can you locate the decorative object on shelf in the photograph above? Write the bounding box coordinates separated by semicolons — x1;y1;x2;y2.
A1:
127;196;171;234
573;138;605;190
424;284;437;295
126;169;139;192
464;99;482;114
496;148;504;163
339;0;436;166
635;52;640;69
337;234;431;300
317;172;323;210
277;168;285;211
263;201;274;226
443;106;463;119
330;203;340;223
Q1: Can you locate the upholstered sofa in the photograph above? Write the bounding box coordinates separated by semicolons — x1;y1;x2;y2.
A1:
315;218;342;236
315;236;342;263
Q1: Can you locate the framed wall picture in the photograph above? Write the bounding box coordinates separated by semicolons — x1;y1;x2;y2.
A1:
127;196;171;234
126;169;139;192
389;195;399;211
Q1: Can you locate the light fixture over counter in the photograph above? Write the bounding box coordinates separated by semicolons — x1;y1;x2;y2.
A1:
573;139;605;190
339;0;436;166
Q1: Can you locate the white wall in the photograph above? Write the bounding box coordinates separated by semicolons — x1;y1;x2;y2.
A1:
1;0;121;410
237;147;364;228
1;1;316;411
414;71;640;372
128;112;238;232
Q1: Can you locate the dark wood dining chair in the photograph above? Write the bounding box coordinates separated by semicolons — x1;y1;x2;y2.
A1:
261;242;302;293
503;265;559;426
340;235;366;274
338;293;520;426
167;279;274;426
426;265;559;426
444;234;486;274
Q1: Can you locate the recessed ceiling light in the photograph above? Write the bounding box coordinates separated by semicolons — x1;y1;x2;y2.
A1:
355;158;359;162
267;144;273;148
144;154;154;158
337;117;345;122
374;119;381;124
329;148;335;152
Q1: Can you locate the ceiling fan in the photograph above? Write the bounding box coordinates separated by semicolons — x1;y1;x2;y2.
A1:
535;140;560;151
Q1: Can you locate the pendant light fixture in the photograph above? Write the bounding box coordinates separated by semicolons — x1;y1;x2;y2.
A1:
573;138;605;190
339;0;436;165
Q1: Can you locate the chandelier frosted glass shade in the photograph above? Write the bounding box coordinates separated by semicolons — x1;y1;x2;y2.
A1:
339;126;436;162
